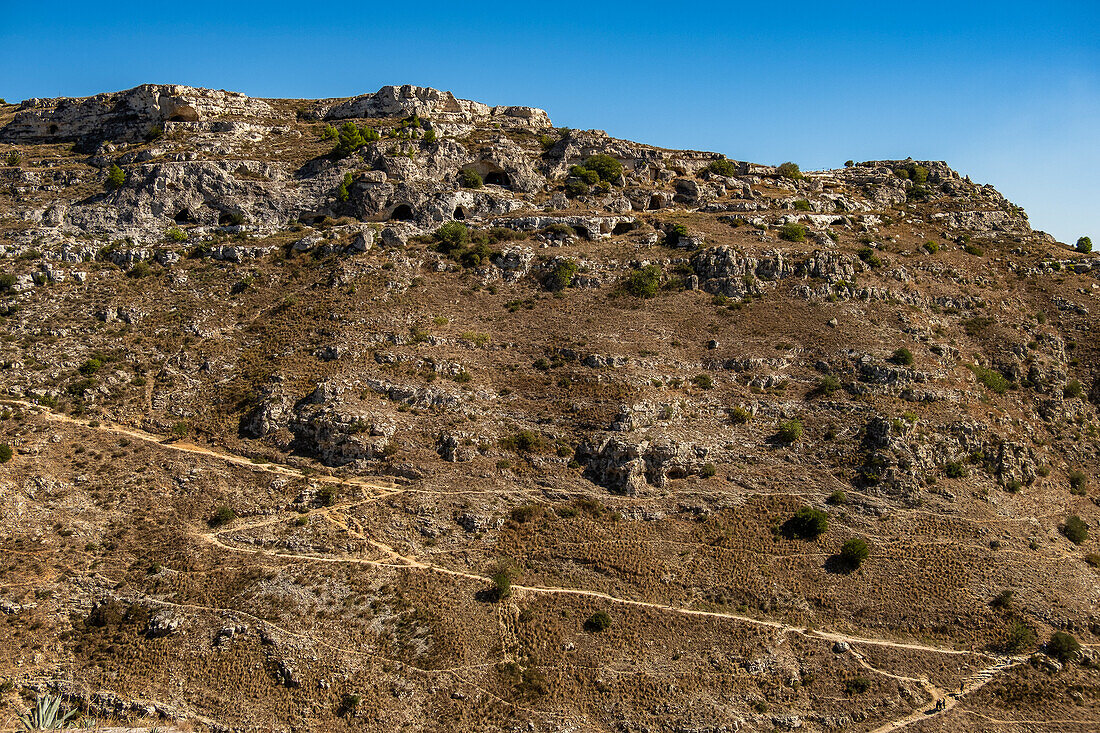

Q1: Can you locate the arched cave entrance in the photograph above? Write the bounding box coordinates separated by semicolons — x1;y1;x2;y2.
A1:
484;170;510;187
453;206;469;220
166;105;200;123
612;222;637;236
174;208;195;225
647;195;664;211
571;225;592;240
390;204;415;221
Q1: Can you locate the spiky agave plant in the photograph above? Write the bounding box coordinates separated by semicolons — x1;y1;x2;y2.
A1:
17;693;77;730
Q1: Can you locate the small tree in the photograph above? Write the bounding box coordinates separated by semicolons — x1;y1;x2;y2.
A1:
433;222;470;253
583;154;622;183
1076;236;1092;253
333;121;366;158
106;164;126;191
839;537;870;568
1062;515;1089;544
776;161;802;180
460;168;483;188
336;172;354;203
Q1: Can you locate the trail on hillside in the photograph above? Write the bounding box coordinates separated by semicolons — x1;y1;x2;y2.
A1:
11;400;1058;731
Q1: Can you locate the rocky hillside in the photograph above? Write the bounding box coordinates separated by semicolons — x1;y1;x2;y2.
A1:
1;83;1098;732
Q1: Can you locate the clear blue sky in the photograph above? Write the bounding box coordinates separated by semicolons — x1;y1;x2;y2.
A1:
1;1;1096;245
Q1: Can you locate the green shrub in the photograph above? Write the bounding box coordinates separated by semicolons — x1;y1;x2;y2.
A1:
1046;631;1081;663
336;172;354;203
815;375;841;396
701;463;717;478
693;374;714;390
490;567;513;600
333;121;366;157
776;161;802;180
422;129;436;143
730;407;752;424
209;505;236;527
1076;236;1093;254
1000;620;1037;653
460;168;483;188
857;246;882;267
786;506;828;540
705;159;737;177
106;164;126;191
826;490;848;506
546;259;578;291
1069;470;1087;495
1063;515;1089;544
362;126;381;142
4;151;21;166
844;676;870;695
964;242;984;256
126;261;152;278
923;240;939;254
778;223;807;242
564;179;589;197
167;227;188;242
79;357;103;376
0;443;12;463
776;419;803;443
433;221;470;253
793;199;812;211
944;461;967;478
1064;380;1083;399
584;611;612;632
583;154;622;183
170;421;189;438
321;124;338;140
500;430;550;454
968;364;1009;394
890;347;914;366
839;537;870;568
622;265;661;298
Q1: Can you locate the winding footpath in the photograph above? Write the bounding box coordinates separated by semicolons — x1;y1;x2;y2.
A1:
8;400;1057;730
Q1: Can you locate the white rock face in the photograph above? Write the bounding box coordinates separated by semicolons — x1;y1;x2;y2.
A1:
1;84;274;144
322;85;551;129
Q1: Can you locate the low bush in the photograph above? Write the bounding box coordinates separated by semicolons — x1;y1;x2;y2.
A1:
968;364;1010;394
730;407;752;424
1046;631;1081;662
209;505;236;527
4;151;21;166
838;537;870;568
923;240;939;254
500;430;550;454
546;259;578;291
584;611;612;632
622;265;661;298
844;676;870;695
1063;515;1088;544
1000;620;1037;653
1064;380;1083;399
826;490;847;505
944;461;967;478
0;443;12;463
705;159;737;177
1076;236;1093;254
1069;470;1087;495
785;506;828;540
701;463;717;478
778;223;807;242
166;227;188;242
776;419;803;443
693;374;714;390
793;199;812;211
815;375;841;397
890;347;914;366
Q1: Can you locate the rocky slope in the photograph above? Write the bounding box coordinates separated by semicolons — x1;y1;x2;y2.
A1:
0;83;1098;732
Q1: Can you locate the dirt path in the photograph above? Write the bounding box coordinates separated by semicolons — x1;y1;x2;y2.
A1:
13;399;1041;730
